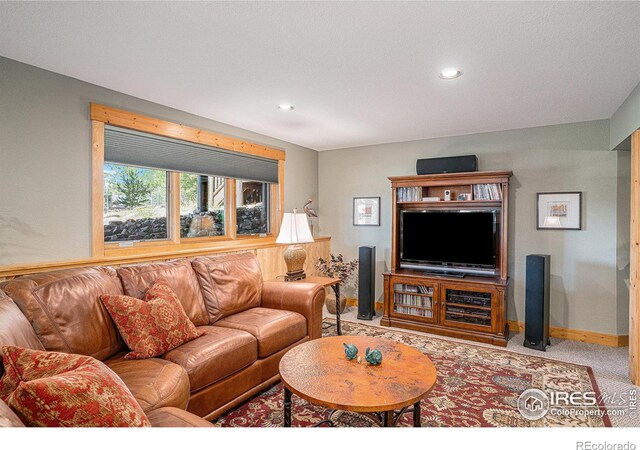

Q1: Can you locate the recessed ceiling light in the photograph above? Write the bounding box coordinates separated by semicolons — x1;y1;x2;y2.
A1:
439;68;463;80
277;104;294;111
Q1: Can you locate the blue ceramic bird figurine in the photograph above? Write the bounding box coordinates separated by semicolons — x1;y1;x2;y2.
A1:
343;343;358;360
365;347;382;365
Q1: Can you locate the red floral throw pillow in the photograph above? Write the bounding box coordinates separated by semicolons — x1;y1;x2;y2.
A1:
0;345;150;427
100;278;203;359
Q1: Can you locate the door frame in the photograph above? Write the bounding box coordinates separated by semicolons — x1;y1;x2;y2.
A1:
630;130;640;385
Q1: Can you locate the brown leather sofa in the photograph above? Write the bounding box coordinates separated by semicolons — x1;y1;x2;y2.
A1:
0;252;325;426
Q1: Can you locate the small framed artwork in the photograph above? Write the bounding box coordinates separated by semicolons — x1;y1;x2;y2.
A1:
537;192;582;230
353;197;381;226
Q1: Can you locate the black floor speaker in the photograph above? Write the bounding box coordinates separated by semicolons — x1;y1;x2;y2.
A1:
524;254;551;351
416;155;478;175
357;246;376;320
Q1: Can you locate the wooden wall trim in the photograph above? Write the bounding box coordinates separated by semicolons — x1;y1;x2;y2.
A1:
91;121;105;257
90;103;286;161
507;320;629;348
169;172;181;244
278;159;285;218
0;236;331;279
630;130;640;384
346;298;384;311
226;180;237;240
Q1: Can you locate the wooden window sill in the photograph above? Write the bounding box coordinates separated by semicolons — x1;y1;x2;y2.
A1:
0;236;332;279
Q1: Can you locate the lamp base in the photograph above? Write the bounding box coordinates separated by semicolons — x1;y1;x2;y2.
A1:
285;271;306;282
283;245;307;282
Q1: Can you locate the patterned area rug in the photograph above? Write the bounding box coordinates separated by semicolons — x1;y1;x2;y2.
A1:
213;319;611;427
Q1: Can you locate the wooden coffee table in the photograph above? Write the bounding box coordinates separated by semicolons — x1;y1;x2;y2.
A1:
279;335;437;427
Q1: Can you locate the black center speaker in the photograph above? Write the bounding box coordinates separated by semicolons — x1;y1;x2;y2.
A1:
357;246;376;320
416;155;478;175
524;254;551;351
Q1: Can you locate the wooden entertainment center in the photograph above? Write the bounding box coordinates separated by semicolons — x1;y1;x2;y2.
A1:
381;171;513;346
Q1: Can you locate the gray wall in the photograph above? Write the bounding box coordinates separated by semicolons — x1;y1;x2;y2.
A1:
0;57;318;265
319;120;628;335
0;55;631;335
611;82;640;150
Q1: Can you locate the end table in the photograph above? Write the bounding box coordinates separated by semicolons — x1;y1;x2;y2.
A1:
274;276;343;335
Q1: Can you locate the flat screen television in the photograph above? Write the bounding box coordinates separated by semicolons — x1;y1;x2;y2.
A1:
400;210;497;276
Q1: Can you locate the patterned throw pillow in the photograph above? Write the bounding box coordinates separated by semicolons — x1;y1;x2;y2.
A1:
100;278;203;359
0;346;150;427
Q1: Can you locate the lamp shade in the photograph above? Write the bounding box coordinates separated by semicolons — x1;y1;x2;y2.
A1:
276;213;314;244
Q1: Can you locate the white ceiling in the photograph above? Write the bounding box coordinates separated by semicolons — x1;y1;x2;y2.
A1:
1;2;639;151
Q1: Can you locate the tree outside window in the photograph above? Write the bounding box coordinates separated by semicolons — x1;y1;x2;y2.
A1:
103;164;168;242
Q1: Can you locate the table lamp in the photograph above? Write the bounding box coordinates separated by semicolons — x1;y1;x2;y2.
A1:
276;208;315;281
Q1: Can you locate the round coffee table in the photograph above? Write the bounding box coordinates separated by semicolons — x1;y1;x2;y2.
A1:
279;335;437;427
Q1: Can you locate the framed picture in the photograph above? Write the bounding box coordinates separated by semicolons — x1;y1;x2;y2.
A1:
353;197;380;226
536;192;582;230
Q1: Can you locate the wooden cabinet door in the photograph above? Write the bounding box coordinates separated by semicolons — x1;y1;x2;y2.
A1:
389;276;439;325
439;282;497;333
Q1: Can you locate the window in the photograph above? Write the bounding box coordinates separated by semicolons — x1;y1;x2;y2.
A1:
236;180;270;235
92;104;285;257
103;164;168;242
180;174;226;238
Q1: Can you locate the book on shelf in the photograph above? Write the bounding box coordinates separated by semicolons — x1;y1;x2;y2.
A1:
396;187;421;202
394;305;433;318
395;283;417;292
396;284;432;295
394;293;432;308
417;285;431;294
472;183;502;201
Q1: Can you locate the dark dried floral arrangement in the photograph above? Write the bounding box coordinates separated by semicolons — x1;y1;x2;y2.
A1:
315;253;359;285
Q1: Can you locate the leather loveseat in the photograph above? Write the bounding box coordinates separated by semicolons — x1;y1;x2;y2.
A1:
0;251;325;426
